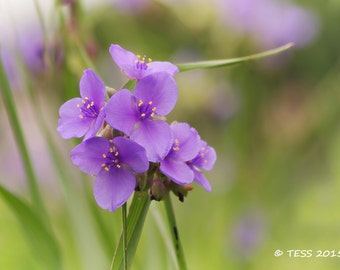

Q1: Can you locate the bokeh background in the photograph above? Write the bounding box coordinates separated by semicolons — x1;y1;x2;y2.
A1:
1;0;339;269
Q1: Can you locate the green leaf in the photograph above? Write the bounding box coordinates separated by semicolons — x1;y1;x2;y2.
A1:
111;191;151;270
0;55;48;221
0;185;62;269
176;43;294;72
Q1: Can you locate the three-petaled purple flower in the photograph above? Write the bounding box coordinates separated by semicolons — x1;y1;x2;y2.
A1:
71;136;149;211
160;122;201;185
109;44;179;80
187;140;216;192
57;69;106;139
105;72;178;162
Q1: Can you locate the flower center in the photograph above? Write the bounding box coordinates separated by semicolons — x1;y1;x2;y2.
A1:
172;139;180;151
101;146;121;171
77;97;99;119
135;55;152;71
137;99;157;119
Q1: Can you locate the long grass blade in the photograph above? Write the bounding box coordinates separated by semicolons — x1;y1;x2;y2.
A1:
176;43;294;72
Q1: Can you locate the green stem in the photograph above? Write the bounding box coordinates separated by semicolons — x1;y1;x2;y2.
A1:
122;203;128;270
163;194;187;270
0;57;48;222
110;191;151;270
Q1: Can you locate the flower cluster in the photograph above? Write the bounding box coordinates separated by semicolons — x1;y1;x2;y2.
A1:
57;44;216;211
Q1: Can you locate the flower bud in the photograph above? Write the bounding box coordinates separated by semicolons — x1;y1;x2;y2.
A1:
150;178;167;201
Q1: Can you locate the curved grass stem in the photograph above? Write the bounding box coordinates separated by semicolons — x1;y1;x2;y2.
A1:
163;195;187;270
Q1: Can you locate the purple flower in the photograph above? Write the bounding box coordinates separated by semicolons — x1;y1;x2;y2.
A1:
70;136;149;211
160;122;201;185
216;0;319;49
57;69;106;139
109;44;179;80
105;72;178;162
187;140;216;192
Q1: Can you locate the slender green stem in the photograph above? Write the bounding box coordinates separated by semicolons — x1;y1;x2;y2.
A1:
122;203;128;270
0;58;48;223
163;195;187;270
110;191;151;270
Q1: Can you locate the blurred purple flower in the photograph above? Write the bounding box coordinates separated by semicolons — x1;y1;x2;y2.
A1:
0;46;22;90
217;0;319;48
187;140;216;192
160;122;201;185
109;44;179;80
229;209;267;259
17;27;46;74
57;69;106;139
114;0;151;14
105;72;178;162
71;136;149;211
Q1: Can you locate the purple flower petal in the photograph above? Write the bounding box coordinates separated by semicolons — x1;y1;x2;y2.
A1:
70;137;109;175
109;44;140;79
168;122;201;161
105;89;139;135
192;169;212;192
112;137;149;173
84;109;106;140
134;73;178;116
94;167;136;211
146;61;179;77
109;43;178;80
193;141;217;170
131;120;172;162
57;98;93;139
79;69;106;107
160;159;194;185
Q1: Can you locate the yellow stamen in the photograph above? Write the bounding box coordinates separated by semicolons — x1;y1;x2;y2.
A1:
138;100;143;107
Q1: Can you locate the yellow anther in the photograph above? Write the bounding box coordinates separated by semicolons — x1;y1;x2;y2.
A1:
152;107;156;112
102;154;107;158
175;139;179;144
200;153;205;158
173;146;180;151
148;58;152;62
116;164;121;169
150;112;155;117
138;100;143;107
90;101;94;106
79;114;84;119
115;152;119;157
104;167;109;171
109;147;114;153
141;113;146;117
87;104;91;109
148;101;153;105
101;163;106;167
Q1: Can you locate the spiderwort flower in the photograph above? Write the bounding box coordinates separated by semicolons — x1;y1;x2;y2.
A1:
109;44;179;80
160;122;201;185
70;136;149;211
57;69;106;139
105;72;178;162
187;140;216;192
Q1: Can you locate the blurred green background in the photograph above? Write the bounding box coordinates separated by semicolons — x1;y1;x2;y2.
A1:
1;0;340;269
